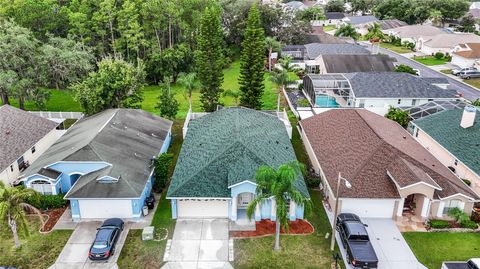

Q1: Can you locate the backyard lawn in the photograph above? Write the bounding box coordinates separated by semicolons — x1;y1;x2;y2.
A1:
0;218;72;269
413;56;449;66
379;42;412;54
403;232;480;269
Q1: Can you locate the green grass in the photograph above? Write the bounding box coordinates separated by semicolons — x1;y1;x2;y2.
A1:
403;232;480;269
440;69;452;75
234;189;344;269
5;89;82;111
322;25;337;31
379;42;413;54
288;111;310;167
413;56;449;66
0;218;72;269
462;78;480;89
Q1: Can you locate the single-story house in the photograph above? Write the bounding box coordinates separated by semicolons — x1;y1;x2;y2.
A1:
417;33;480;55
299;109;479;220
21;109;173;221
316;54;395;74
341;15;379;35
320;12;346;26
0;105;61;184
167;107;309;225
379;19;407;30
410;106;480;194
452;43;480;68
305;26;352;44
382;25;445;44
302;72;458;115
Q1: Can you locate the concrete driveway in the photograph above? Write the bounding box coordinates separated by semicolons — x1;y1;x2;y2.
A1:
49;221;130;269
162;219;233;269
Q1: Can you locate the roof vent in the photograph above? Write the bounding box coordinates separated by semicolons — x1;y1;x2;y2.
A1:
5;130;10;135
461;105;477;128
96;176;119;183
151;133;158;137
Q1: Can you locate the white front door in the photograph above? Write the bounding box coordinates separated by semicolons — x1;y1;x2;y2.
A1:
237;193;253;209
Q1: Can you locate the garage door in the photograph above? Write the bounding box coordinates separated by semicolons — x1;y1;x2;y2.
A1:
177;199;229;218
341;199;395;218
78;199;133;219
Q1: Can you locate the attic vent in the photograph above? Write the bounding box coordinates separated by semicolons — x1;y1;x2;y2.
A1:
96;176;119;183
151;133;158;137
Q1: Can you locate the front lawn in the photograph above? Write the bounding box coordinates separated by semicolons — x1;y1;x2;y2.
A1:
440;69;452;75
379;42;413;54
0;218;72;269
413;56;449;66
322;25;336;32
403;232;480;269
234;189;343;268
462;78;480;90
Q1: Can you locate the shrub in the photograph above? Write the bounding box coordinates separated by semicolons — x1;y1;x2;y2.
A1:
305;177;321;188
152;153;174;192
401;41;415;50
297;98;310;107
463;179;472;186
434;52;445;60
461;220;478;229
26;193;67;210
429;219;450;229
298;83;304;91
395;64;417;75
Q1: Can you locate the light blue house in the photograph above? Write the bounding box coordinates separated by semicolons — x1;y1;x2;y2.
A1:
21;109;172;221
167;108;309;229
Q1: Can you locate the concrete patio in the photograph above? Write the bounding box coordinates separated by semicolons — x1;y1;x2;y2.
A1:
162;219;233;269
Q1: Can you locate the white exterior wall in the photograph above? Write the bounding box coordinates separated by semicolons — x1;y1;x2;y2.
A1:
352;98;434;116
0;128;62;184
451;54;476;69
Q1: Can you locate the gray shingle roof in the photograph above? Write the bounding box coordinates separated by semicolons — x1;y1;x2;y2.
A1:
379;19;407;30
343;72;457;98
167;107;309;198
345;15;379;25
304;43;370;59
0;105;58;171
326;12;346;20
412;108;480;177
23;109;172;199
321;54;395;73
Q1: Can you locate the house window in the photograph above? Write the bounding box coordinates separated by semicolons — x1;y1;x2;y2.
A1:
17;156;28;172
397;99;401;105
31;146;36;154
30;180;53;195
411;99;418;106
415;128;419;137
359;99;365;108
443;199;462;215
454;159;458;166
428;99;434;101
10;165;13;172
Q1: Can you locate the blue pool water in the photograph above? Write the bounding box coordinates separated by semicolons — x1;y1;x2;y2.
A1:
315;95;339;107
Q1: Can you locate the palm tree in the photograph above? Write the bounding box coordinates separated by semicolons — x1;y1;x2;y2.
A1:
0;182;44;248
270;68;293;112
365;22;384;42
247;161;311;251
334;24;359;42
177;72;200;109
429;10;443;27
265;37;282;72
277;55;302;74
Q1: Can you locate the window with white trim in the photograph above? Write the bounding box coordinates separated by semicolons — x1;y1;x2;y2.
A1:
30;180;53;195
443;199;462;215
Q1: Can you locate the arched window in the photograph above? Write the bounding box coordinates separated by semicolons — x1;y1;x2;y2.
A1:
30;179;54;195
443;199;463;215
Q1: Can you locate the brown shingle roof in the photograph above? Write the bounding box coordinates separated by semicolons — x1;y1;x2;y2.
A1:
299;109;478;200
0;105;58;171
453;43;480;59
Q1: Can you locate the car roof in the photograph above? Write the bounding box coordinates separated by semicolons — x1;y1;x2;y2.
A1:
344;222;368;236
338;213;361;222
96;228;114;241
102;218;123;228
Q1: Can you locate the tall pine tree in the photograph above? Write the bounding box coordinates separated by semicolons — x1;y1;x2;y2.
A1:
239;4;265;109
195;7;224;112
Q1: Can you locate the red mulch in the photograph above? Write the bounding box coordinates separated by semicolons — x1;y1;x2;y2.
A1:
40;207;66;232
231;219;314;238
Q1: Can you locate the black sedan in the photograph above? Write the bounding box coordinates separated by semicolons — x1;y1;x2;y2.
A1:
89;218;124;260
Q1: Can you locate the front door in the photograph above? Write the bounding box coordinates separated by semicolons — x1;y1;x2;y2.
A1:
238;193;253;209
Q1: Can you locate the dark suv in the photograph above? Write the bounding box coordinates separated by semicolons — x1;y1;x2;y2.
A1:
89;218;124;260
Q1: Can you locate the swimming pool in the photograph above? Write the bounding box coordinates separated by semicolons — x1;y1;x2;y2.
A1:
315;95;339;107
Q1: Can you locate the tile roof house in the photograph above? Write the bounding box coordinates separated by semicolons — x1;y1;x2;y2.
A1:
299;109;478;220
382;25;446;43
302;72;457;115
167;107;309;227
417;33;480;55
21;109;173;221
0;105;61;184
410;106;480;194
452;43;480;68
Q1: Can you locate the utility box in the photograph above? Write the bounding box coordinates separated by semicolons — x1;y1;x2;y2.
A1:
142;226;154;241
143;205;149;216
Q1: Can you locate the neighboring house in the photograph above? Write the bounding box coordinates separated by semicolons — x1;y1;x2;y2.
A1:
452;43;480;68
341;15;379;35
469;9;480;31
305;26;352;44
320;12;346;26
378;19;407;30
316;54;395;74
167;107;309;225
409;106;480;194
283;1;307;12
471;2;480;9
20;109;173;221
299;109;478;220
417;33;480;55
383;25;445;44
0;105;61;184
302;72;457;115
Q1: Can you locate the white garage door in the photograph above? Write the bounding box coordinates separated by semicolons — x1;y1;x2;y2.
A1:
177;199;229;218
78;199;133;219
341;199;395;218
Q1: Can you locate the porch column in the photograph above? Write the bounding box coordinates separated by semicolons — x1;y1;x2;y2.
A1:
421;197;431;218
255;203;261;221
231;195;237;221
436;201;445;218
289;200;297;221
271;198;277;221
396;198;405;217
171;199;177;219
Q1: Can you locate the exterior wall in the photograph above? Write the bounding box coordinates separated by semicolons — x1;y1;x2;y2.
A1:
1;128;62;184
397;184;435;199
419;45;451;55
159;129;172;154
451;54;476;69
412;126;480;193
48;162;111;193
353;98;450;116
429;197;474;219
24;174;58;194
131;176;153;220
70;199;81;221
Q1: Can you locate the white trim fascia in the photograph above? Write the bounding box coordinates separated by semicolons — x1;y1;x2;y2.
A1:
439;193;475;201
227;180;257;189
65;197;139;200
68;172;86;176
48;161;112;167
98;110;117;133
387;170;442;191
166;197;232;200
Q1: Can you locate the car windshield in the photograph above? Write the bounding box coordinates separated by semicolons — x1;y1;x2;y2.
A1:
93;241;108;249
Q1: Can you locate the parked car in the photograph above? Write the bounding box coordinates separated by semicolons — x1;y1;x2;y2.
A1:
145;193;155;209
460;70;480;79
88;218;124;260
452;67;477;76
336;213;378;269
442;258;480;269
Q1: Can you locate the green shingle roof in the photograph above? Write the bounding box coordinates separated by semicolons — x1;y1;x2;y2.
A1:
167;107;309;198
413;108;480;176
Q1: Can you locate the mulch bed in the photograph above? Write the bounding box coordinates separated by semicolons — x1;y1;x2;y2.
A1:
40;207;66;232
231;219;314;238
